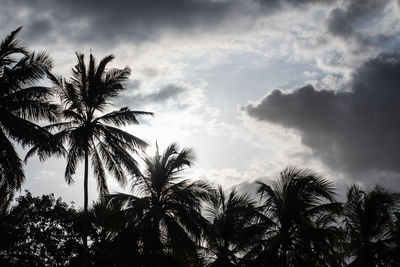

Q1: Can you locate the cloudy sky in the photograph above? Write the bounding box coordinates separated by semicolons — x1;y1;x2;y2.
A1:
2;0;400;205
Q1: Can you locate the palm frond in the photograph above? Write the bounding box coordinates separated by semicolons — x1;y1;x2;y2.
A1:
64;145;82;184
91;145;108;195
43;121;77;132
97;141;127;185
6;52;52;87
95;107;153;127
0;111;55;148
0;128;24;191
1;86;59;122
94;54;114;81
0;26;27;66
100;124;148;151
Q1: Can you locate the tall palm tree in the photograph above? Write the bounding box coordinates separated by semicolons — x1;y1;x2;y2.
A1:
202;186;263;267
29;52;152;264
0;27;57;204
253;167;342;267
107;143;210;267
344;185;400;267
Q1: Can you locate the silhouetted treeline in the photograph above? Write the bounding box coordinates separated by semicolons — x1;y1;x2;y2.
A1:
1;166;400;266
1;28;400;267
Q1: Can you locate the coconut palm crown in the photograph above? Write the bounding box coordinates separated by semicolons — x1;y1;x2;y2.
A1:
40;53;152;193
0;27;57;205
203;186;262;267
27;52;152;264
107;143;210;266
254;167;342;266
344;185;400;267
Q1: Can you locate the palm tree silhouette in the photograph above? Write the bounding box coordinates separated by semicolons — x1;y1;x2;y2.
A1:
388;212;400;265
0;27;57;204
344;185;400;266
107;143;210;266
86;199;127;266
203;186;262;267
254;167;342;266
30;52;152;265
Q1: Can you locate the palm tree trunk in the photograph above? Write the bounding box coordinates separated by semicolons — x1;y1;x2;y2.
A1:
82;147;89;267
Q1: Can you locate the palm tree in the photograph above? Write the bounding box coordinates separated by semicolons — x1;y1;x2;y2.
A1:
107;143;210;266
91;197;144;266
202;186;263;267
29;52;152;264
0;27;57;203
388;212;400;266
253;167;342;266
344;185;400;267
86;199;127;266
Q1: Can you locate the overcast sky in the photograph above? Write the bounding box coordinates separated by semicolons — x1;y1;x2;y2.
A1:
2;0;400;205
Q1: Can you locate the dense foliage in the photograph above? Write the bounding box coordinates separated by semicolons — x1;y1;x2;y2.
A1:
1;171;400;266
1;28;400;266
0;192;81;266
0;27;57;208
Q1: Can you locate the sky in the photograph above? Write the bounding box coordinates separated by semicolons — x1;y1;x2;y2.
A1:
2;0;400;205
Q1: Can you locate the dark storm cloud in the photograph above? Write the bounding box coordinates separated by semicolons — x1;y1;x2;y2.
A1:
117;84;186;108
257;0;333;7
326;0;397;48
1;0;336;46
327;0;387;37
2;0;237;45
23;18;53;42
244;53;400;186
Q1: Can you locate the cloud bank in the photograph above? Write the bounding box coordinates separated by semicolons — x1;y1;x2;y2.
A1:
1;0;338;45
245;53;400;186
